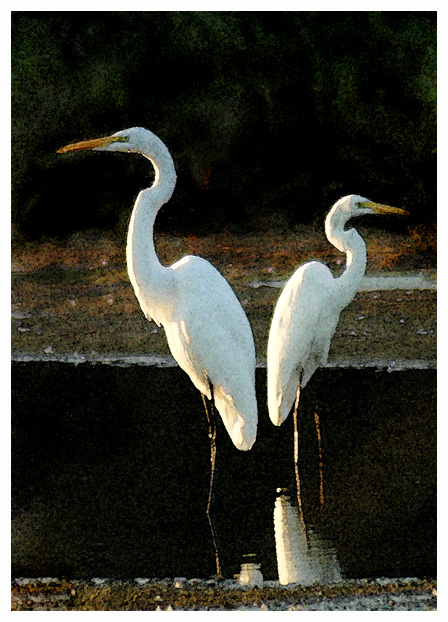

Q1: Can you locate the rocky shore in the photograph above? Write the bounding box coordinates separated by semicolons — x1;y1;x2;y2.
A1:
11;576;437;611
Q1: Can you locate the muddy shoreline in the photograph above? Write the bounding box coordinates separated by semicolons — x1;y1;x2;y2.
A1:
12;231;436;363
11;576;437;611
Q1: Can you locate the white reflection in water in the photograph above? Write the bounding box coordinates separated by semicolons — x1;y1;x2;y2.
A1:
274;492;342;585
236;562;264;587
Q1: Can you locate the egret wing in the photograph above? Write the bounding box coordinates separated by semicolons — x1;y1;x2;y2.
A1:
267;261;335;425
164;256;257;450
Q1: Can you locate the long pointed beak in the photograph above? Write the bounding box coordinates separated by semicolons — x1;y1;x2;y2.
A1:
359;201;409;217
57;135;129;154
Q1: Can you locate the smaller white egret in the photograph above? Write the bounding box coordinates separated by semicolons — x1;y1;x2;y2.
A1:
267;194;408;526
57;127;258;577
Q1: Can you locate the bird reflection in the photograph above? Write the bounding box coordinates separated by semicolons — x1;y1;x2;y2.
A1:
273;490;342;585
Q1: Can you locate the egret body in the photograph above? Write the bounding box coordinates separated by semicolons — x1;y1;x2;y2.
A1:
267;194;408;425
58;127;258;576
267;194;408;528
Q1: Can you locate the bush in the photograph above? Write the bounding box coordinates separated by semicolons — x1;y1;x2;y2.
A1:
12;11;436;240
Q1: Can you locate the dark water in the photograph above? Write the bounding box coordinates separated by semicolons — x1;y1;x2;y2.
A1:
11;362;436;581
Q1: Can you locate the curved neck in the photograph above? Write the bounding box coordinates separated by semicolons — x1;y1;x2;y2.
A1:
126;188;163;279
126;139;177;324
325;210;367;308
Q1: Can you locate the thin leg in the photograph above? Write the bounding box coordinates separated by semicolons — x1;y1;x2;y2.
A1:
201;384;222;579
314;410;325;518
293;383;308;550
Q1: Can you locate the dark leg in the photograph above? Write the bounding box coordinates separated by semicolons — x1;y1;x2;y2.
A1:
201;383;222;578
314;410;325;518
292;382;308;549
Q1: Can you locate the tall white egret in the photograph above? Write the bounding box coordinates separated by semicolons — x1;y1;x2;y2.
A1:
57;127;258;577
267;194;408;528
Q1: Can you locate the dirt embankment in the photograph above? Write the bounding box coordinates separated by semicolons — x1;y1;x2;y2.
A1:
12;229;436;363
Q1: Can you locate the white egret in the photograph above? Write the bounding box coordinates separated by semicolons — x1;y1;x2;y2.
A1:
57;127;258;577
267;194;408;526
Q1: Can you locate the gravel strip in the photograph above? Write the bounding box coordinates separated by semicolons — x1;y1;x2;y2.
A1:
11;577;437;611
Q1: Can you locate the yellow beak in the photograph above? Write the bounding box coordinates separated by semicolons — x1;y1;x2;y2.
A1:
57;135;129;154
359;201;409;217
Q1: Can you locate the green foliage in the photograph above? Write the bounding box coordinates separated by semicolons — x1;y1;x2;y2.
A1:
12;11;436;240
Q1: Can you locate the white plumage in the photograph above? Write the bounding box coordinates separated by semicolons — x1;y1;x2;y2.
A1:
267;194;408;426
58;127;257;450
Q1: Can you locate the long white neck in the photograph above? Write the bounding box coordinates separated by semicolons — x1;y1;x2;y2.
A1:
126;134;177;325
325;208;367;309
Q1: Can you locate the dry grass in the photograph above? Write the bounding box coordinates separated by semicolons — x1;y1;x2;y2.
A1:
12;224;435;277
11;229;436;362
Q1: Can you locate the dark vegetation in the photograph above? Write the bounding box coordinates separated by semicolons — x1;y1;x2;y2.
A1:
12;11;436;241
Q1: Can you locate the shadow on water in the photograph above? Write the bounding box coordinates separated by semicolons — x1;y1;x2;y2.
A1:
11;363;436;581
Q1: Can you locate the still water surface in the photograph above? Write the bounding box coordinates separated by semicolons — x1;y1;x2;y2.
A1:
12;362;436;581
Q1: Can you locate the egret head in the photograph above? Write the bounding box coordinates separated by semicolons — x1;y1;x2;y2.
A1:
334;194;409;220
57;126;176;197
325;194;409;252
57;127;164;156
